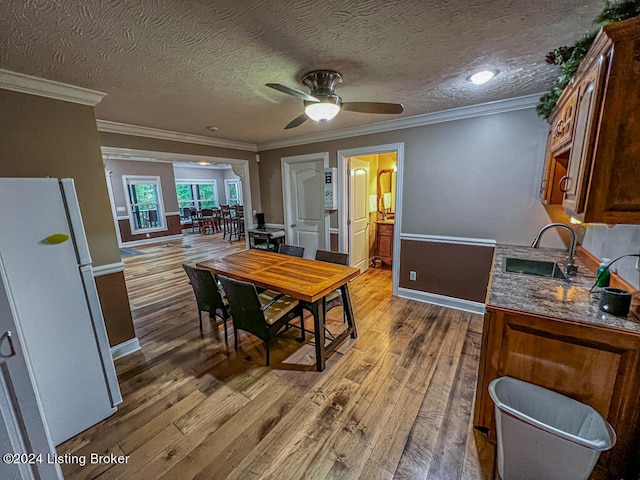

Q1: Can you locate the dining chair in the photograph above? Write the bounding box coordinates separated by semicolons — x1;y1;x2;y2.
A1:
190;209;202;233
232;204;245;241
200;208;215;234
182;264;230;339
277;244;305;257
313;250;350;330
217;275;304;365
211;208;222;233
220;204;233;239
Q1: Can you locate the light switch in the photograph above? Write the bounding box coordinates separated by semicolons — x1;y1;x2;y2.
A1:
409;271;417;281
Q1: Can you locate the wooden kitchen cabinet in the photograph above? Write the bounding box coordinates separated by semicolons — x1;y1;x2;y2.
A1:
562;56;607;215
549;88;577;152
540;16;640;223
474;307;640;479
374;220;394;266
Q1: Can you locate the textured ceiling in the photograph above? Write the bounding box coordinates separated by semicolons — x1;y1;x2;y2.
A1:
0;0;604;146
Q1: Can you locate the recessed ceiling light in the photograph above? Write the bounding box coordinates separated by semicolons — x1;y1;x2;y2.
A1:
206;125;219;132
468;70;498;85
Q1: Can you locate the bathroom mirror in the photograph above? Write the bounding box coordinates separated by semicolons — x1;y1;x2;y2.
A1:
377;168;396;215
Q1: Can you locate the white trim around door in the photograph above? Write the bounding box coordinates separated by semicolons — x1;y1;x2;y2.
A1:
337;143;404;297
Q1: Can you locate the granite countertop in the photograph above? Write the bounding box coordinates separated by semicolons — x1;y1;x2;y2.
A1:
488;245;640;334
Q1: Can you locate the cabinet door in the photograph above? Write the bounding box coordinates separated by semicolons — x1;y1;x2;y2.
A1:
474;308;640;480
562;55;607;215
549;90;577;152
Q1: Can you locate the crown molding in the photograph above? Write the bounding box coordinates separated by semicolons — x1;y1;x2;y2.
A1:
97;120;257;152
257;93;543;151
0;68;106;106
102;146;242;166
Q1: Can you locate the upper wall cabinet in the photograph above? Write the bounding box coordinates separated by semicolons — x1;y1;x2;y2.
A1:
549;88;577;153
541;16;640;224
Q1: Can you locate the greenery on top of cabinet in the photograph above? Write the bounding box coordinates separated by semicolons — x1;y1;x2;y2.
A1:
536;0;640;120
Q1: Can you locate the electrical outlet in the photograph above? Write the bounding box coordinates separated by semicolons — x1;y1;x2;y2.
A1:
409;271;417;281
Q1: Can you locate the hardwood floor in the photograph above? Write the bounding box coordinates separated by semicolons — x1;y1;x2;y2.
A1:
60;232;497;479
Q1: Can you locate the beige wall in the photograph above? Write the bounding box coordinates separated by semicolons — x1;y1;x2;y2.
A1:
100;132;261;213
257;108;561;247
0;90;120;266
0;89;134;346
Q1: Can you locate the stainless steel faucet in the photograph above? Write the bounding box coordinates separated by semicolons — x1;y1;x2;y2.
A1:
531;223;578;276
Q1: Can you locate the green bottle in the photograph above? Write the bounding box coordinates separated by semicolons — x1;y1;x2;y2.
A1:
596;258;611;287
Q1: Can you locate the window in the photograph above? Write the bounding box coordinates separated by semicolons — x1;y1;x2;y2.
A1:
124;176;165;233
224;179;242;206
175;180;218;220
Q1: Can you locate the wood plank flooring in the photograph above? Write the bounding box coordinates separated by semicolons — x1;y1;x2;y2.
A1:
59;232;497;479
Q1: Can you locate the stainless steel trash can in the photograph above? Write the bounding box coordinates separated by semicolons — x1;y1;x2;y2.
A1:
489;376;616;480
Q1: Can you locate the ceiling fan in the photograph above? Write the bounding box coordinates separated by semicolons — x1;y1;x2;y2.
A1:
266;70;404;129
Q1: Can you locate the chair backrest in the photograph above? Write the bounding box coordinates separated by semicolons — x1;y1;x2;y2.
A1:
315;249;349;265
234;204;244;217
201;208;214;216
217;275;265;334
278;244;305;257
220;204;232;218
190;209;199;219
182;264;226;313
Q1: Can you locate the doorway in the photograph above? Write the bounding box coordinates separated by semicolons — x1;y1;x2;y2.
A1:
281;152;330;258
337;143;404;295
101;147;253;249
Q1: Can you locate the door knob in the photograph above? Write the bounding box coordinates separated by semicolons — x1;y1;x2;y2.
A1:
291;223;296;228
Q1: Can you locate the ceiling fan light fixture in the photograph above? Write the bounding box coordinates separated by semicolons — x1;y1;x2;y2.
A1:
468;69;498;85
305;102;341;122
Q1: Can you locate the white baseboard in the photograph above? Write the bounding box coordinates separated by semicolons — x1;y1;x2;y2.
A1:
121;234;183;247
397;287;486;315
110;337;141;360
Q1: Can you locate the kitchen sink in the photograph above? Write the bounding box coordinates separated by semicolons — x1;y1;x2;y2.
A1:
503;257;567;280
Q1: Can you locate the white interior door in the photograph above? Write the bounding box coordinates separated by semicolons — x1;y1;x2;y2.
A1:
349;157;370;272
0;264;62;480
283;157;327;258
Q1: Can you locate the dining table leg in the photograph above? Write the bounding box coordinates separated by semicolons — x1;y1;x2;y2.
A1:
311;283;358;372
310;300;327;371
341;283;358;339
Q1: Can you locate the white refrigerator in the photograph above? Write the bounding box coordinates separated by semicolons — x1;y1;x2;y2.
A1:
0;178;122;446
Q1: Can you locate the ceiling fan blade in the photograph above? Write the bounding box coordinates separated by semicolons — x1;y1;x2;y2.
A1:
284;113;309;130
266;83;319;103
341;102;404;114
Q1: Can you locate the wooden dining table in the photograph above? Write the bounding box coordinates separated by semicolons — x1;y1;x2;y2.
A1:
197;249;360;371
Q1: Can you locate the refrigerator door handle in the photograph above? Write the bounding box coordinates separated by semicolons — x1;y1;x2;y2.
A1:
2;331;17;357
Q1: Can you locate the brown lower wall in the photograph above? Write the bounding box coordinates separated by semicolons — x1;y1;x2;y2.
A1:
330;233;339;252
119;214;183;243
95;270;136;346
398;239;495;303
